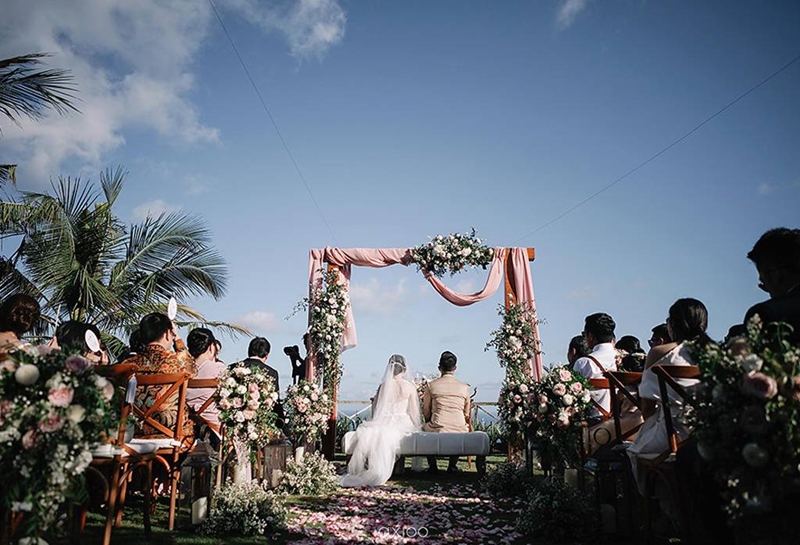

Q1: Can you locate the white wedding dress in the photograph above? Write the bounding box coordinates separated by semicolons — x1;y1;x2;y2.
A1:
340;355;421;487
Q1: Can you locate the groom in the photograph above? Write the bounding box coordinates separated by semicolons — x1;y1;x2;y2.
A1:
422;351;471;473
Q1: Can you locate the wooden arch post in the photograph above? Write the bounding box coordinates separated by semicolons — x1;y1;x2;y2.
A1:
503;248;536;463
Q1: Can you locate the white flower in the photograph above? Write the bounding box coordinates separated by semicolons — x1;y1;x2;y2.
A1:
740;354;763;374
67;405;86;424
562;394;574;406
15;364;40;386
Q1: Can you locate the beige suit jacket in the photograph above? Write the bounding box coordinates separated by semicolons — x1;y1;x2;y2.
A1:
422;372;470;432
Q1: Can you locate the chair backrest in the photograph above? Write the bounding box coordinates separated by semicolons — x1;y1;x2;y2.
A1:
187;378;221;436
652;365;701;453
132;371;192;442
605;371;643;443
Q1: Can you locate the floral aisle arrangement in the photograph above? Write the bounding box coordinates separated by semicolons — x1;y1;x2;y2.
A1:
497;376;538;437
409;228;494;278
518;478;600;542
529;366;593;468
277;451;339;496
200;481;287;537
308;268;349;393
216;364;280;450
688;317;800;529
0;346;115;537
285;380;333;446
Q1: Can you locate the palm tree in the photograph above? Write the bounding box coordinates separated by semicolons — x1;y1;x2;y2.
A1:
1;53;79;186
0;166;248;352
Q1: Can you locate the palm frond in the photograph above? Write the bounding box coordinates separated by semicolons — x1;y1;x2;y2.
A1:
0;53;79;129
0;165;17;187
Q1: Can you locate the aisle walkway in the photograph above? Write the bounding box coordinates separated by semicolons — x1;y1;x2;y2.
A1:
286;482;526;544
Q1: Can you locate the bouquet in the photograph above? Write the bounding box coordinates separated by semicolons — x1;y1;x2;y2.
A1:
216;363;280;449
529;365;593;468
688;316;800;526
285;380;332;445
409;228;494;278
0;346;116;536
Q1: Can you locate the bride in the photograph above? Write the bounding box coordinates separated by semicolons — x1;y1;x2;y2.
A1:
340;354;421;487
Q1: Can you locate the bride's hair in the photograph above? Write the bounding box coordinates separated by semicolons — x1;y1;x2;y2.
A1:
388;353;406;376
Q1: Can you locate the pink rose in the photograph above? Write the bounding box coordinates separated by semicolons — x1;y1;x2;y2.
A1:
39;413;64;433
781;376;800;403
570;382;583;394
65;355;92;374
559;369;572;382
248;383;260;400
233;398;244;408
242;409;255;420
556;413;570;429
1;359;16;373
553;383;567;396
513;394;522;404
48;386;74;407
538;394;548;404
742;372;778;399
22;429;38;450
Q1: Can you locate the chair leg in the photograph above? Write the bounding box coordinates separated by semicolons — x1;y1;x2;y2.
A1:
114;465;130;527
476;456;487;476
168;455;180;531
142;461;153;538
103;463;122;545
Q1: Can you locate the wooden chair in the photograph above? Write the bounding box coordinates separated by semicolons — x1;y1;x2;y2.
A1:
606;371;644;447
128;371;194;531
81;364;155;545
638;364;701;543
187;378;222;440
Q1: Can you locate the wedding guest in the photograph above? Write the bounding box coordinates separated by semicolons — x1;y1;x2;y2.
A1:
566;334;589;365
616;335;646;372
743;227;800;341
120;312;196;439
53;320;109;365
0;293;40;350
627;298;707;497
648;323;672;348
422;351;471;473
186;327;226;444
572;313;618;421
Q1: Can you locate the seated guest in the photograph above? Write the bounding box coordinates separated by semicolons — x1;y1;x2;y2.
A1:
53;320;110;365
566;334;589;365
648;323;672;348
121;312;196;439
186;327;226;442
572;313;618;422
743;227;800;341
0;293;40;350
627;298;708;495
616;335;646;372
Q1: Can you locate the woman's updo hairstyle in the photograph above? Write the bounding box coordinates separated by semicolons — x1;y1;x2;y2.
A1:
187;327;216;359
389;353;406;376
0;294;41;335
668;298;712;346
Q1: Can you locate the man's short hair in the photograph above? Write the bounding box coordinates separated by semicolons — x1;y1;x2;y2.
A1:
138;312;172;345
747;227;800;272
584;313;616;343
248;336;271;358
651;323;671;343
438;350;457;372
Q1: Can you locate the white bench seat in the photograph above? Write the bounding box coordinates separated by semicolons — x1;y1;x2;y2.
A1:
342;430;490;475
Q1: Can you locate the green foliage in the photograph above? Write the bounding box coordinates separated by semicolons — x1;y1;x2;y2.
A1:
277;451;339;496
307;269;349;395
479;461;540;501
199;482;287;537
518;477;600;543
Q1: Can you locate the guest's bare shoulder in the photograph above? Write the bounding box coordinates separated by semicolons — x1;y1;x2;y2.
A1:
645;342;678;369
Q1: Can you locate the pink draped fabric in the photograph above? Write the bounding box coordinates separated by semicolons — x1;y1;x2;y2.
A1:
307;246;542;380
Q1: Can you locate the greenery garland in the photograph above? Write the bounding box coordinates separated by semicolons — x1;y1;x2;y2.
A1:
308;268;349;395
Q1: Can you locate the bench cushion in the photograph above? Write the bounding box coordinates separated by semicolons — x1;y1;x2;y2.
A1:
343;431;490;456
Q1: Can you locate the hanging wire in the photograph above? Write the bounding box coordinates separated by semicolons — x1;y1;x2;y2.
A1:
515;52;800;242
207;0;337;243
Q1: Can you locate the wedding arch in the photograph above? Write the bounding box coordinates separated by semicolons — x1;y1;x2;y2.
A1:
304;244;543;458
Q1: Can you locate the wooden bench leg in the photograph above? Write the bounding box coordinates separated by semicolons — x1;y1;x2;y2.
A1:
476;456;487;477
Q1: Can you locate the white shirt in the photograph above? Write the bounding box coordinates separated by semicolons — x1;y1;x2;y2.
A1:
572;342;618;416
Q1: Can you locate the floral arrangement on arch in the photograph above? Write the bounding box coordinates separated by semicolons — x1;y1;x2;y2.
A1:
498;376;538;437
409;228;494;278
308;268;350;392
285;379;333;445
687;316;800;526
216;363;280;449
486;300;541;378
0;346;116;537
529;365;593;468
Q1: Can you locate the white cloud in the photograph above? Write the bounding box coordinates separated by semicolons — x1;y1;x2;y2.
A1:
556;0;590;28
757;182;776;196
0;0;346;184
567;287;593;299
452;278;479;294
237;310;281;334
349;278;407;315
131;199;181;221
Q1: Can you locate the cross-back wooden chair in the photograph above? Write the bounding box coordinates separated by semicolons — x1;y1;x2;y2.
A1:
128;371;194;531
187;377;222;440
81;363;155;545
606;371;644;447
638;364;701;543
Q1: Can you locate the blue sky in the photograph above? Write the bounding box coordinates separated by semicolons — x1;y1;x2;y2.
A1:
2;1;799;403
